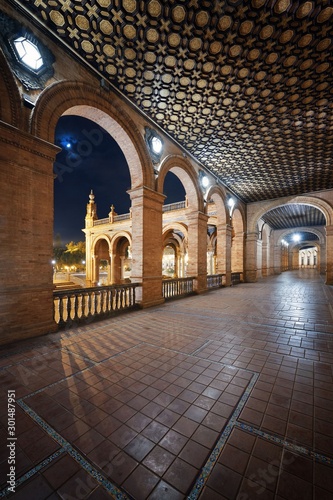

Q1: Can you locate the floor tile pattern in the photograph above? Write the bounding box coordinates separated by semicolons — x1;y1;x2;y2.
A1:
0;270;332;499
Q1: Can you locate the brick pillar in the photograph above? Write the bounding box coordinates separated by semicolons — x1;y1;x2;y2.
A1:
319;242;326;275
262;242;269;276
129;187;165;307
231;233;244;274
216;224;232;286
244;232;258;282
0;122;59;345
187;212;209;293
291;248;299;270
325;225;333;284
273;244;282;274
256;239;263;278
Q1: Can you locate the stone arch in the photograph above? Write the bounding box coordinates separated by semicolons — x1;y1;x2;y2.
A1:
110;231;132;283
0;49;22;127
205;185;228;225
89;235;112;286
157;155;204;212
31;81;154;189
162;222;188;237
162;223;188;278
248;195;333;233
276;227;325;246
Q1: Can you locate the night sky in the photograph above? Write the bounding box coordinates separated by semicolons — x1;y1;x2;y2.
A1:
54;115;185;245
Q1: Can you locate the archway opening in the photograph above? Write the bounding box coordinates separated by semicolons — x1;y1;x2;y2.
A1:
53;114;131;287
94;238;110;286
163;171;186;207
257;203;326;278
113;236;132;284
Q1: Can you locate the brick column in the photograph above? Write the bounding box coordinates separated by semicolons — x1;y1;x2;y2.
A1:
319;242;326;275
231;233;244;274
129;187;165;307
325;225;333;284
0;122;59;345
291;248;299;270
256;239;263;278
272;244;282;274
216;224;232;286
262;242;269;276
244;232;258;282
187;212;209;293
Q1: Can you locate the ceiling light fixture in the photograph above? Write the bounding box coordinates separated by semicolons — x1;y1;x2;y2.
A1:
13;36;43;71
144;127;164;165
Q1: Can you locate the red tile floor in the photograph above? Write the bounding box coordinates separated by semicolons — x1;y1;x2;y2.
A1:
0;269;333;499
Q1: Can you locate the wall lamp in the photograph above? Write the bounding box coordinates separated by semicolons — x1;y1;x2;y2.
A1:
144;127;164;165
227;197;235;216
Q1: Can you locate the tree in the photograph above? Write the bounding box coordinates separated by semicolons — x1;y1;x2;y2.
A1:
53;241;86;269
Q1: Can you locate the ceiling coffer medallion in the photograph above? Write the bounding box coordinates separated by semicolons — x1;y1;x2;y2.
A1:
11;0;333;204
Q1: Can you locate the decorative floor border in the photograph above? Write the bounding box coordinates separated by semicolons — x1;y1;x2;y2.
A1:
0;449;65;498
187;372;259;499
1;340;333;499
1;343;258;499
16;400;129;500
235;421;333;467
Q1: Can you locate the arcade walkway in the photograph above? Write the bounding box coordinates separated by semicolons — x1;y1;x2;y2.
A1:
1;270;333;499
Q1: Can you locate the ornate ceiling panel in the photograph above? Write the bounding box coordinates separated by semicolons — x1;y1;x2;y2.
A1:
261;203;326;229
13;0;333;203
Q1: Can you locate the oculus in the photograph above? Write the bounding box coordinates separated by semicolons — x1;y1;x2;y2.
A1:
0;12;54;90
144;127;164;165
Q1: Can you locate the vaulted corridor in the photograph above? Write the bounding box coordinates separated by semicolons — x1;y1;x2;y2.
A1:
1;270;332;499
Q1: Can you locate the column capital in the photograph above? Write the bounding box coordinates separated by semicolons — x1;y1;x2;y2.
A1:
127;186;166;205
246;231;259;242
186;211;209;223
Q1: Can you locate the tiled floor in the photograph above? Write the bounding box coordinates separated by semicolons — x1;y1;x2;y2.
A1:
0;269;332;499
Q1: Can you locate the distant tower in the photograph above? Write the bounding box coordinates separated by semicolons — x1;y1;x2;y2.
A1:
85;190;98;228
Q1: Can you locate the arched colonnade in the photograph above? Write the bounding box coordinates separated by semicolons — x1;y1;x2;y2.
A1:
1;66;333;344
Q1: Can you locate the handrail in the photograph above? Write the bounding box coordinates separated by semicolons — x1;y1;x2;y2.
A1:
231;272;243;285
53;283;140;328
114;213;131;221
163;201;186;212
162;277;195;299
93;218;109;226
207;274;226;288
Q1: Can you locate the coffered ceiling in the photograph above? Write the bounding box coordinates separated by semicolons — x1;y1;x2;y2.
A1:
261;203;326;235
261;203;326;229
12;0;333;210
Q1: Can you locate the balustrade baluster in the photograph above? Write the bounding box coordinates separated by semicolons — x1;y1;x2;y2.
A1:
53;283;139;329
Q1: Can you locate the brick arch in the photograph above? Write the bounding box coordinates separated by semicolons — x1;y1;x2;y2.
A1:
276;227;325;246
31;81;154;189
157;155;204;212
205;185;228;225
162;222;188;238
248;195;333;233
91;235;112;255
110;231;132;253
0;50;21;127
232;208;245;234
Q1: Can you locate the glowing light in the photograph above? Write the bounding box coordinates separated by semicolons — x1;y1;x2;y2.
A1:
151;136;163;154
13;37;43;70
201;175;209;188
293;234;301;242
